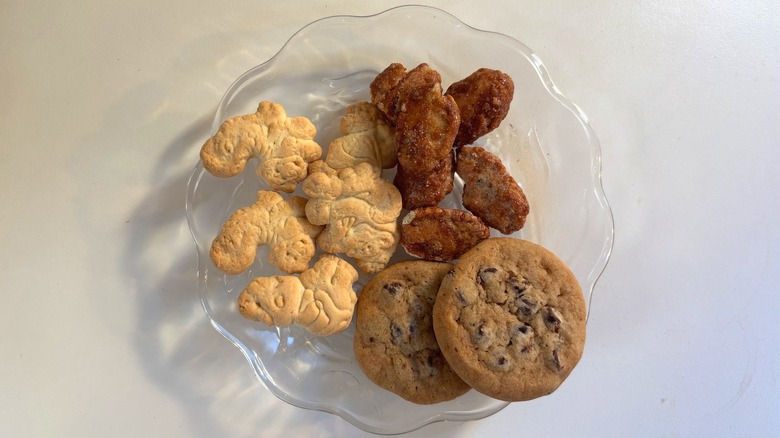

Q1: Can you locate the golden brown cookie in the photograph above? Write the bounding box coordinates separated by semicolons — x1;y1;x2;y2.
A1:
199;101;322;192
324;102;397;170
400;207;489;261
210;190;323;275
353;261;470;404
302;161;402;274
433;238;586;402
237;254;359;336
456;146;530;234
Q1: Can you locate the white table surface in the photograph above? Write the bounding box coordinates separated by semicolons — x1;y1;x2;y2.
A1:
2;1;778;436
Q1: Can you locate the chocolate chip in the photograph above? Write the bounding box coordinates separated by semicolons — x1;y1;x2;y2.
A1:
510;323;534;354
424;352;438;376
390;322;403;344
549;349;563;371
506;276;529;296
490;354;512;371
383;282;402;296
477;266;499;290
410;300;426;318
517;296;540;316
514;323;533;338
544;306;563;333
471;323;495;349
412;350;439;377
455;288;467;304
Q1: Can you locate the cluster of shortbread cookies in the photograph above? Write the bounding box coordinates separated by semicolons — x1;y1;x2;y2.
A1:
198;63;585;404
202;99;400;336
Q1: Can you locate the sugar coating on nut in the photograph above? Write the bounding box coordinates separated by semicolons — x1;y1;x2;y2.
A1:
400;206;490;261
210;190;323;275
302;161;402;273
200;101;322;192
237;254;359;336
445;68;515;148
392;64;460;176
369;62;408;123
456;146;530;234
371;63;460;208
393;149;454;210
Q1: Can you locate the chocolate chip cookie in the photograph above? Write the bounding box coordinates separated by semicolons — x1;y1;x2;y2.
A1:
432;238;586;401
353;261;470;404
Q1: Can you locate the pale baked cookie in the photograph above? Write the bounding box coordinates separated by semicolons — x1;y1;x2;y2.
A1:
354;261;470;404
200;101;322;192
433;238;586;402
210;190;323;275
302;161;402;274
237;254;359;336
324;102;396;170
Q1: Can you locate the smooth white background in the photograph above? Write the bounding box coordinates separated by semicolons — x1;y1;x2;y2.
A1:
1;1;778;437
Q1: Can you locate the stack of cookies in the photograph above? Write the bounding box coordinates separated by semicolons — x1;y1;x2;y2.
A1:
354;238;586;404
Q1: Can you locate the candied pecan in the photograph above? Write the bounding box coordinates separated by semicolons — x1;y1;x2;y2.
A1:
456;146;529;234
393;149;454;210
446;68;514;148
400;206;490;261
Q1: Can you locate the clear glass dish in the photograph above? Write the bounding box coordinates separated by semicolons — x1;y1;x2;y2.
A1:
185;5;614;435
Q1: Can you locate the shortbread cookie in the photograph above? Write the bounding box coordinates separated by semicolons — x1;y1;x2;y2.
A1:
354;261;470;404
210;190;323;274
400;207;489;261
302;161;402;273
200;101;322;192
433;238;586;401
237;254;359;336
325;102;396;170
456;146;530;234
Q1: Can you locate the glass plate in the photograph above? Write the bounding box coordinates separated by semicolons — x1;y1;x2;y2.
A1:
185;5;614;435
